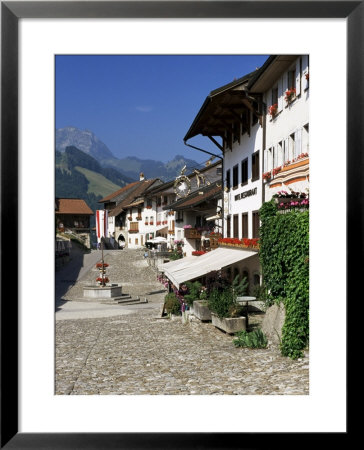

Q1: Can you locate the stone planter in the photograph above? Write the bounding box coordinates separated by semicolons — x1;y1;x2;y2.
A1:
211;313;246;334
193;300;211;321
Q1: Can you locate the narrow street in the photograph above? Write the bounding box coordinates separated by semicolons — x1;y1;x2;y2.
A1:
55;249;309;395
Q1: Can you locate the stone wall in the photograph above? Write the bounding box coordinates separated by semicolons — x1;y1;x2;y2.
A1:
261;303;286;346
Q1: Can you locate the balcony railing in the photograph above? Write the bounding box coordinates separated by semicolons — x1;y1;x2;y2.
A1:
184;228;201;239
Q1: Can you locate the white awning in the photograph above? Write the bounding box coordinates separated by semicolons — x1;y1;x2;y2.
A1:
163;247;257;288
159;255;197;272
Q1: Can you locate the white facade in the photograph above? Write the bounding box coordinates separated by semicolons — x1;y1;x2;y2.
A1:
263;55;310;200
223;120;263;239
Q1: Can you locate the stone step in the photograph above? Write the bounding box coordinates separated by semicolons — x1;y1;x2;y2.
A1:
102;297;149;306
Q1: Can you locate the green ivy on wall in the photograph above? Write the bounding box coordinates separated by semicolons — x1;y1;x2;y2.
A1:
259;200;309;359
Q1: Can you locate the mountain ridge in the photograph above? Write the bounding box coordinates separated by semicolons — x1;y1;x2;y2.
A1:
56;126;203;181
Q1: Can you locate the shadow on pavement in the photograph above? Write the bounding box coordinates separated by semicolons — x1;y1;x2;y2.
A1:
55;241;98;310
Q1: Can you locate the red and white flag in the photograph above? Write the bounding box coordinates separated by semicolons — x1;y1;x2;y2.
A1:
96;210;108;241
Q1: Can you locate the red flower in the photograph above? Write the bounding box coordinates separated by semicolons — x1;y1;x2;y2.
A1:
268;103;278;117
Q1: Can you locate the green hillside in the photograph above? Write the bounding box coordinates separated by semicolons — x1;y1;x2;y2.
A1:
74;166;121;198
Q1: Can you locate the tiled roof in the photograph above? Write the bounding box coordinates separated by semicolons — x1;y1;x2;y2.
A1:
55;198;93;215
99;181;140;203
108;179;160;217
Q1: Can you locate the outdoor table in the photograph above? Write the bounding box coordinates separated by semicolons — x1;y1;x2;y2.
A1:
236;296;258;329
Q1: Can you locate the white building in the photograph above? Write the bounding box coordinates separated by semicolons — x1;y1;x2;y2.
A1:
98;174;162;249
248;55;310;201
182;55;309;292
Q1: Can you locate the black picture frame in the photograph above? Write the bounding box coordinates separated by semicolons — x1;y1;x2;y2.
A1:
1;1;359;448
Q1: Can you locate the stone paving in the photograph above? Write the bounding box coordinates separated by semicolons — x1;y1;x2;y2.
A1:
55;248;309;395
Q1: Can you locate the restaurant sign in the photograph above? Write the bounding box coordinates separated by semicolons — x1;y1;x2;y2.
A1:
234;187;257;201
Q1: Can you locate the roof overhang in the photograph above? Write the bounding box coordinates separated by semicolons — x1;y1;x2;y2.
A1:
183;71;263;144
248;55;298;93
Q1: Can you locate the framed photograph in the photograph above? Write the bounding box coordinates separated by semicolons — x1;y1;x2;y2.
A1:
2;1;360;447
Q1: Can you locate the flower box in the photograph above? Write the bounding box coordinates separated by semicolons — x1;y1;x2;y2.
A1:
136;216;142;221
192;250;206;256
211;313;246;334
193;300;212;321
218;238;259;251
268;103;278;118
285;88;296;104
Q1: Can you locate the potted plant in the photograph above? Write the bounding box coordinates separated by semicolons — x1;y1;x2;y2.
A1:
208;274;249;334
285;87;296;104
268;103;278;118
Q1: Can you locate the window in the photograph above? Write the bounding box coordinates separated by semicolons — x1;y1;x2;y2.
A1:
130;222;139;232
226;169;231;190
252;150;260;181
272;86;278;106
252;211;260;238
273;145;278;169
287;69;295;90
241;158;248;185
233;214;239;238
283;139;289;163
277;141;284;167
226;215;231;238
253;273;260;286
241;213;248;238
176;210;183;222
157;197;161;207
232;164;239;189
303;124;309;154
289;133;295;160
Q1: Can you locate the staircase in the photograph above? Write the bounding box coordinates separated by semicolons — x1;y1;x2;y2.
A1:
100;294;148;306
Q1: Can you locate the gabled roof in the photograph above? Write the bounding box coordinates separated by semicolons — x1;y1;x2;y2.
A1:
55;198;93;215
108;178;161;217
98;181;140;203
164;180;222;211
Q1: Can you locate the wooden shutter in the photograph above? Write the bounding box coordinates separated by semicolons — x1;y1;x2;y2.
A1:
302;54;309;90
295;58;301;96
278;76;283;111
283;71;288;99
295;129;302;158
264;149;268;172
284;138;289;162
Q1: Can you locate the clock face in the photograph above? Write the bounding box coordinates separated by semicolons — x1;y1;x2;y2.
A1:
174;176;191;197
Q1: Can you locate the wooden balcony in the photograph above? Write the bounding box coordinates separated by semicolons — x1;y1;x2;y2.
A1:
184;228;201;239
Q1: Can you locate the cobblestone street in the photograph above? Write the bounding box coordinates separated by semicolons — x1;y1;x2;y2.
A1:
55;249;309;395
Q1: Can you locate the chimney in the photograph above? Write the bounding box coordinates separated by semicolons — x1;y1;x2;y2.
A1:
139;172;145;181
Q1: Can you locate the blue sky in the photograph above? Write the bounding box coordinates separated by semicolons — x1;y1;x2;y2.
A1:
56;55;269;164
